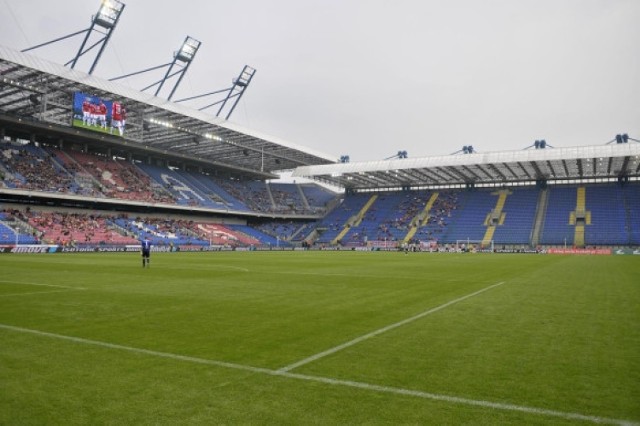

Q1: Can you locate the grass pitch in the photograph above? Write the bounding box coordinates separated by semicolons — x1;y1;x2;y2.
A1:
0;251;638;425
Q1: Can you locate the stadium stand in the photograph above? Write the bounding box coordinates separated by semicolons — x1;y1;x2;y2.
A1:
0;141;78;193
63;149;174;203
411;190;459;244
339;190;432;244
488;187;538;246
174;170;250;212
113;217;209;246
26;211;137;246
299;183;339;211
225;224;284;247
135;163;231;209
1;43;638;252
313;193;372;244
255;220;304;242
625;182;640;246
539;186;579;246
268;182;306;213
440;189;497;244
583;184;628;246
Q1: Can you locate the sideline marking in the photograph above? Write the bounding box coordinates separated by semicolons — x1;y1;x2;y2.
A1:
0;323;635;426
270;271;389;279
0;280;86;290
279;281;506;373
0;290;73;298
160;265;250;273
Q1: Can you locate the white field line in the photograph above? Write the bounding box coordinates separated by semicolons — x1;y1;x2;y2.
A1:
270;271;389;278
278;281;506;373
159;265;250;272
0;290;74;298
0;323;636;426
0;280;86;290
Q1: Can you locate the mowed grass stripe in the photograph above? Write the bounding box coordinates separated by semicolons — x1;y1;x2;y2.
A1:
1;323;636;426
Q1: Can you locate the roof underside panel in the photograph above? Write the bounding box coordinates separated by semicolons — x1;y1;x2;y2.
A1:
0;46;336;177
292;144;640;189
2;46;639;190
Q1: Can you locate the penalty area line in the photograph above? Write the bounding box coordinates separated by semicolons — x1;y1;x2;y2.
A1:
278;281;506;373
0;323;635;426
0;280;86;290
0;289;75;298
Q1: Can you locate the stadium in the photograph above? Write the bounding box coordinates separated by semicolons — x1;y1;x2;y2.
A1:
1;1;639;424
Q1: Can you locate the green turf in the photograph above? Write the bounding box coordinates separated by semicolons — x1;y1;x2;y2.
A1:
0;251;638;425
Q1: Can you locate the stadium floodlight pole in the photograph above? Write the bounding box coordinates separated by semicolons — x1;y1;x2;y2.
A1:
21;29;89;53
108;63;173;82
175;66;256;118
524;140;553;150
70;0;126;74
19;0;125;75
607;134;639;144
197;93;238;111
141;67;187;92
450;145;477;155
153;36;201;100
216;65;257;119
173;88;233;103
384;150;408;160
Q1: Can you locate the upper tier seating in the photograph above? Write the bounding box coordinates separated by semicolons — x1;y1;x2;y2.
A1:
63;150;174;203
0;142;78;193
135;163;227;209
299;183;338;211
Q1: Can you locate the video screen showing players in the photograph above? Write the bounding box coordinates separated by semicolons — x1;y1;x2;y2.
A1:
72;92;126;137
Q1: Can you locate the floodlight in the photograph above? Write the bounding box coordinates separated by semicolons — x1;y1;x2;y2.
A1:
95;0;124;29
176;37;201;63
232;78;247;88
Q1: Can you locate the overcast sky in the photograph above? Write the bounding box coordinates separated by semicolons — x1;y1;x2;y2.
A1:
1;0;639;162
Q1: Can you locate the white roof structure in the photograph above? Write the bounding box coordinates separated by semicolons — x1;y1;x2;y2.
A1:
2;45;638;190
0;45;335;177
293;143;640;189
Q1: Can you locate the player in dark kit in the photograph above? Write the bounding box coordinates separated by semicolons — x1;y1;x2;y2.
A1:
141;236;151;268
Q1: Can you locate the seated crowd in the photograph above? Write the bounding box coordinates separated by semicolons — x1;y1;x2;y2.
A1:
1;144;76;193
1;142;335;215
0;208;283;248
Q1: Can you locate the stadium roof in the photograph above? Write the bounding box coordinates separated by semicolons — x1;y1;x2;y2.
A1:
0;45;336;178
2;45;638;191
292;143;640;190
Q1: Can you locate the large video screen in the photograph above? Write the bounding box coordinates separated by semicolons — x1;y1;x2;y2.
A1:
72;92;126;137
